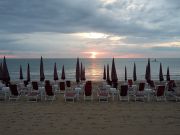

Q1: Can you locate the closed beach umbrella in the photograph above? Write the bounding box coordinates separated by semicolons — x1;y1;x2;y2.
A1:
82;67;86;81
27;63;30;82
40;56;45;82
145;58;151;81
19;65;23;80
111;58;118;83
125;66;127;81
76;58;80;83
166;66;170;81
61;65;65;80
0;62;3;80
133;62;137;81
106;64;110;83
80;62;83;81
53;62;58;81
2;56;10;83
159;63;164;81
103;65;106;80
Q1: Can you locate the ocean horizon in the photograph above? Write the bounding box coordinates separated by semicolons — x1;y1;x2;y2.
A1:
2;58;180;81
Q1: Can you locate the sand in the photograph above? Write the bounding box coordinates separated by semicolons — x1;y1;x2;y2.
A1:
0;81;180;135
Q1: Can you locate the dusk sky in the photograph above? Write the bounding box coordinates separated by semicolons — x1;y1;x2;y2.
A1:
0;0;180;58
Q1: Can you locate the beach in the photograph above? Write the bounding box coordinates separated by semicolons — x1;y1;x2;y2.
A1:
1;81;180;135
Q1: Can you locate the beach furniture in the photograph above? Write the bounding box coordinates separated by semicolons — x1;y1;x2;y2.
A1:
66;80;71;88
26;91;39;102
97;89;109;102
128;79;133;87
64;91;76;102
109;87;118;101
9;84;21;101
119;85;129;101
58;81;66;94
154;85;166;101
32;81;39;91
45;80;51;86
45;85;56;103
84;81;93;101
134;82;146;101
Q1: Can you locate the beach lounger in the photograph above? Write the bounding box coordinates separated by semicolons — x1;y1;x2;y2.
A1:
45;85;56;103
128;79;133;87
97;89;109;102
154;85;166;101
58;81;66;94
32;81;39;91
9;84;21;101
64;91;76;102
66;80;71;89
119;85;129;101
84;81;93;101
134;82;146;101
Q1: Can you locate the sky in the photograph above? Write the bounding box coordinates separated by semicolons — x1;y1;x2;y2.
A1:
0;0;180;58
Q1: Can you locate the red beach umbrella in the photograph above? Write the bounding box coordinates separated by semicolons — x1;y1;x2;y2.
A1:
133;62;137;81
0;62;3;80
82;67;86;81
2;56;10;83
80;62;83;81
106;64;110;84
159;63;164;82
103;65;106;80
76;58;80;83
54;62;58;81
19;65;23;80
40;56;45;82
166;66;170;81
111;58;118;83
125;66;127;81
61;65;65;80
145;58;151;82
27;63;30;82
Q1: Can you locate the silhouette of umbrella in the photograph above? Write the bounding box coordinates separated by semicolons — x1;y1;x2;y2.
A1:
2;56;10;83
103;65;106;80
125;66;127;81
106;64;110;84
80;62;83;81
145;58;151;81
166;66;170;81
61;65;65;80
133;62;137;81
54;62;58;81
27;63;30;82
0;62;3;80
40;56;45;82
82;67;86;81
19;65;23;80
76;58;80;83
111;58;118;83
159;62;164;81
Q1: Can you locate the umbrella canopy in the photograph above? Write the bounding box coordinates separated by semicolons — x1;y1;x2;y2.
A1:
166;66;170;81
82;67;86;81
106;64;110;83
61;65;65;80
0;62;3;80
145;58;151;81
76;58;80;83
53;62;58;81
125;66;127;81
133;62;137;81
19;65;23;80
103;65;106;80
27;63;30;82
80;62;83;81
40;56;45;81
159;63;164;81
111;58;118;83
2;56;10;83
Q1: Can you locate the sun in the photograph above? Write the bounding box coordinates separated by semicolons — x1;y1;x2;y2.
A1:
90;52;97;58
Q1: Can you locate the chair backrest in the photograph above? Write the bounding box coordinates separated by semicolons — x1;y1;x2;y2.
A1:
32;81;38;90
84;81;92;96
59;82;65;91
156;85;165;96
9;84;18;96
24;80;29;87
128;79;133;86
66;80;71;88
167;80;176;91
120;85;128;96
149;80;155;88
45;85;54;96
138;82;145;91
45;80;51;86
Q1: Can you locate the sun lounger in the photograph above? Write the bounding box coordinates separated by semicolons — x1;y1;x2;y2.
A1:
119;85;129;101
84;81;93;101
9;84;21;101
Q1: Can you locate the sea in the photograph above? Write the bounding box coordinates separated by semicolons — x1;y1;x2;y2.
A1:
2;58;180;81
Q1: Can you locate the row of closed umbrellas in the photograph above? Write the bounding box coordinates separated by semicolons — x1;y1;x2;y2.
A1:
0;56;86;84
103;58;171;83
